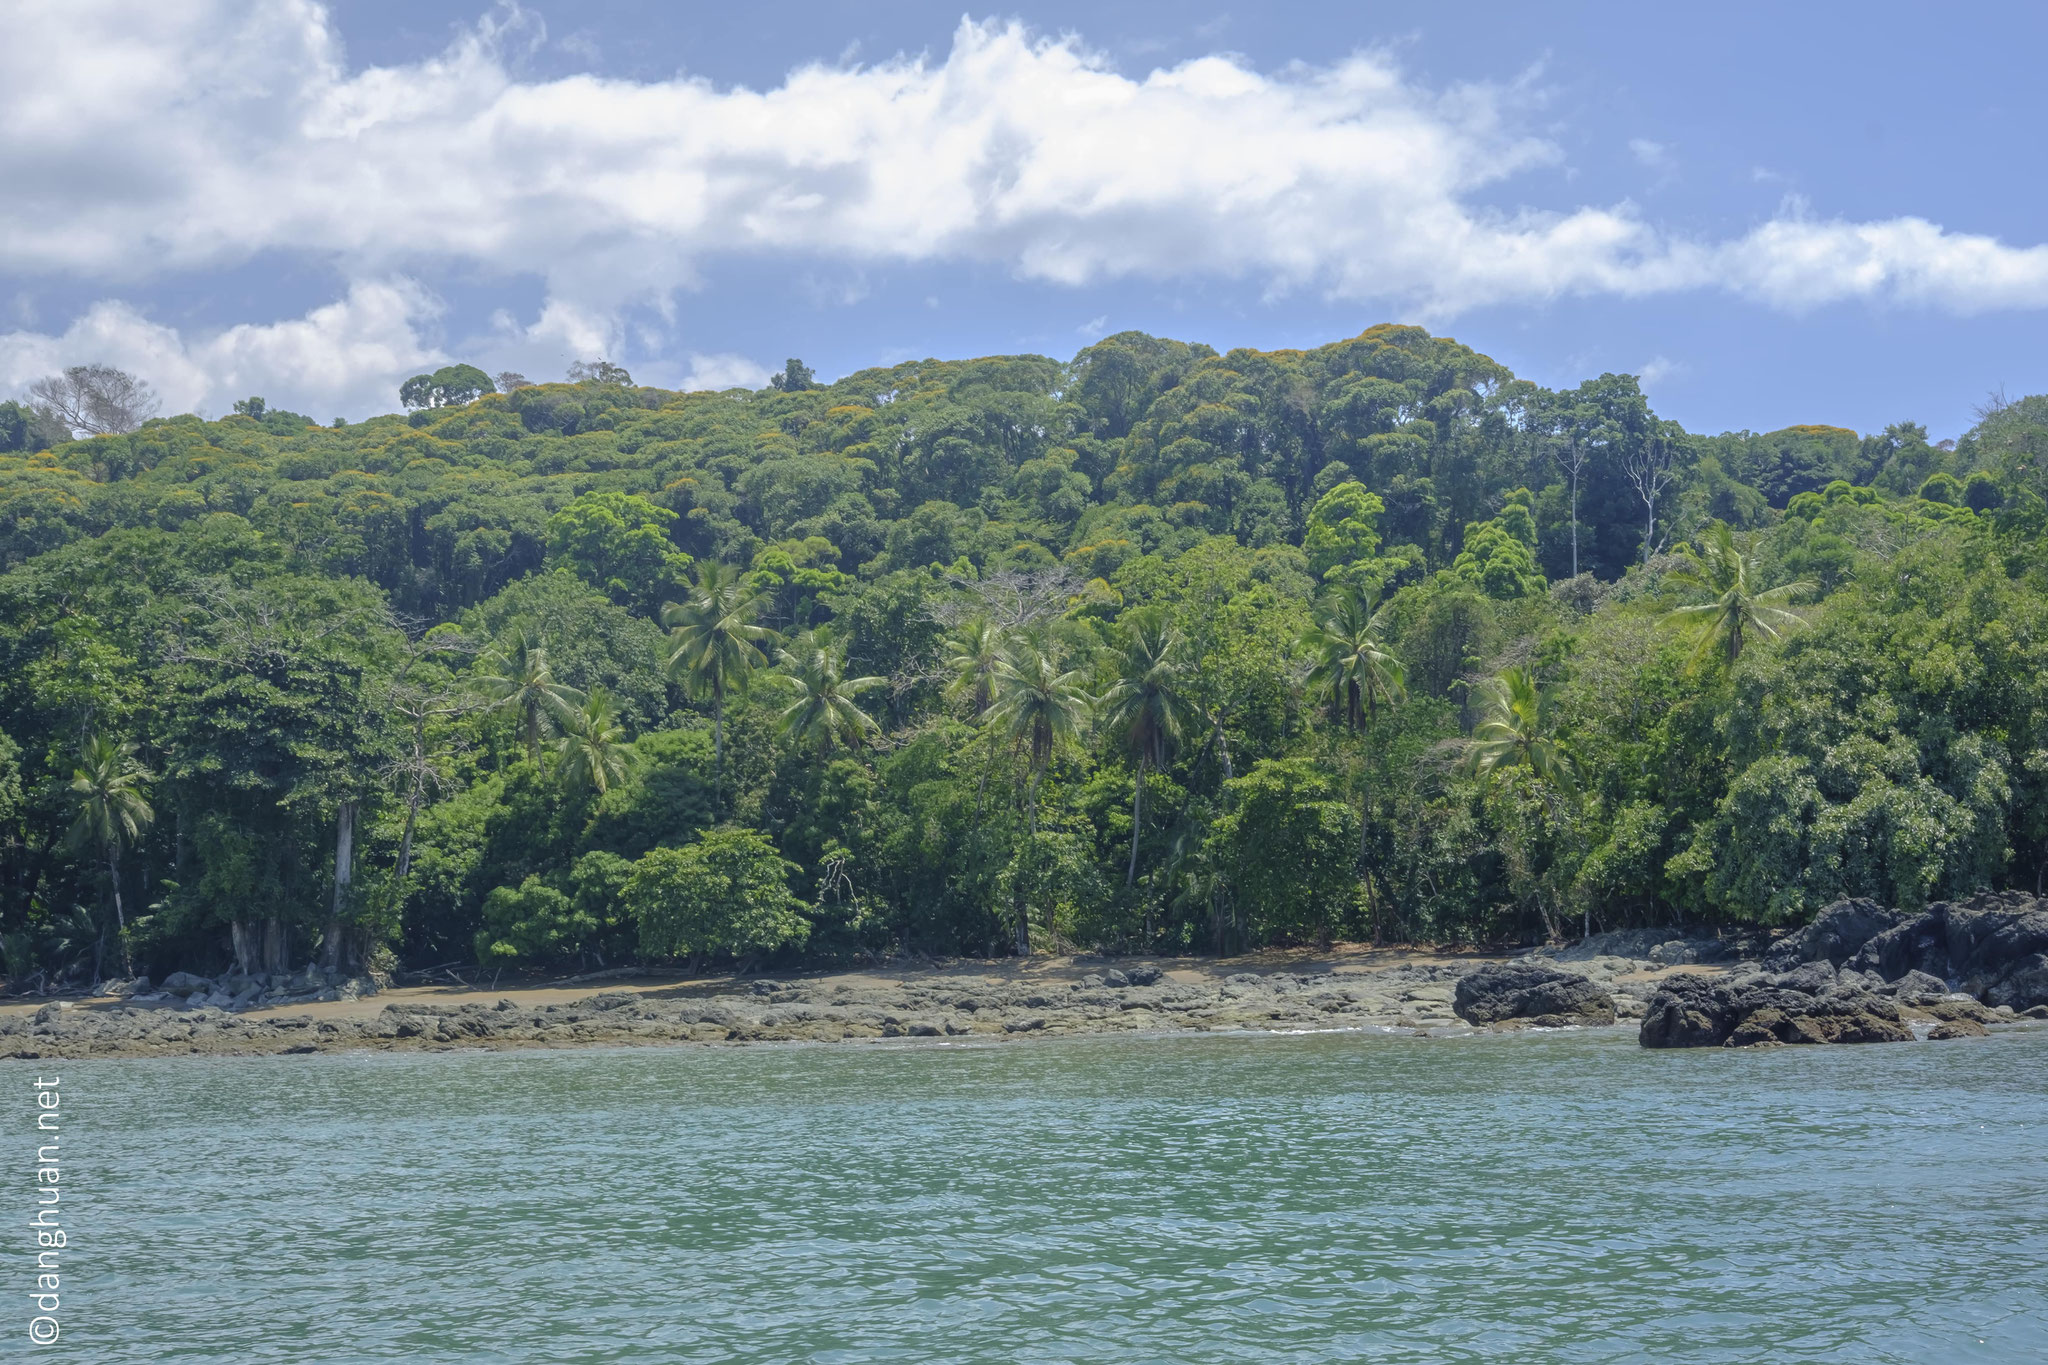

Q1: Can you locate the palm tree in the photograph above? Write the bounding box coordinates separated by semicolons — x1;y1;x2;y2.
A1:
476;631;585;760
942;618;1007;719
1302;588;1407;908
1097;614;1199;887
987;642;1092;953
553;690;637;796
1302;588;1407;731
1465;666;1583;941
1464;667;1579;796
1664;523;1812;665
66;735;154;977
775;633;885;752
663;562;776;785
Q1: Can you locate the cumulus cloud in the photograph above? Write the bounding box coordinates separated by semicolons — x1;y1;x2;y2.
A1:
678;352;772;392
0;281;446;418
6;1;2048;414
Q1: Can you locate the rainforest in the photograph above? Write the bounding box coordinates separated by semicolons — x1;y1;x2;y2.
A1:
3;324;2045;985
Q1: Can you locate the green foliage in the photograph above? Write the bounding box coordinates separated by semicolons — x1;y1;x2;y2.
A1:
1206;759;1360;944
626;827;809;964
400;364;497;410
544;490;692;613
1447;490;1545;599
15;323;2048;974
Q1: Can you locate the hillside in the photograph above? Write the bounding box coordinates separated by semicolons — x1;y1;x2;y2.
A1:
3;324;2045;985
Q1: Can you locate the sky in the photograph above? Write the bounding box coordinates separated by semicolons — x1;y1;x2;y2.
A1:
3;0;2045;438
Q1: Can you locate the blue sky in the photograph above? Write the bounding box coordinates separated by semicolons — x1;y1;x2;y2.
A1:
3;0;2045;437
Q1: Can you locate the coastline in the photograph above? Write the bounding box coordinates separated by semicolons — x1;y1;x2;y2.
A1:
1;946;1689;1061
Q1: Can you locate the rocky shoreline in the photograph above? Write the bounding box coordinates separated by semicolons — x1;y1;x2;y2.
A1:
5;902;2044;1060
0;951;1674;1060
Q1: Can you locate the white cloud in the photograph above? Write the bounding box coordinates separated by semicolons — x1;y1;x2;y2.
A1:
1629;137;1670;168
678;352;771;391
0;280;447;418
1637;354;1683;386
4;1;2048;412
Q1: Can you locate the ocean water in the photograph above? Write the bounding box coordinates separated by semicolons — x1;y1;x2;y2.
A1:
19;1027;2048;1362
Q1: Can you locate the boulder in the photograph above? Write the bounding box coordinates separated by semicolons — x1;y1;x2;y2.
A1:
1453;961;1616;1026
160;971;212;995
1845;894;2048;1008
1880;969;1950;1002
1762;898;1907;972
1123;964;1163;986
1640;973;1913;1048
1929;1018;1989;1040
1101;969;1130;988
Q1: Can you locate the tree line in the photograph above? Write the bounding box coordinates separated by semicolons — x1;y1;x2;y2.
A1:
3;325;2046;986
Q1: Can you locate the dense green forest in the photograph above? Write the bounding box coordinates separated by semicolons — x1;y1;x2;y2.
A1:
4;324;2048;984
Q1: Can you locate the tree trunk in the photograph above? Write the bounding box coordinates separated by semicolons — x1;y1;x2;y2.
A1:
1016;769;1042;955
712;686;725;808
107;846;133;976
1125;758;1146;887
322;800;355;973
1570;464;1580;578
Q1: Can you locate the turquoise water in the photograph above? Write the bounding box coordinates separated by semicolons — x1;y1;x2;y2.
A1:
21;1028;2048;1362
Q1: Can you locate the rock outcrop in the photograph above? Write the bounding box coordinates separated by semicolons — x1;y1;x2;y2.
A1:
1453;961;1616;1026
1845;893;2048;1011
1639;965;1914;1048
1760;898;1908;973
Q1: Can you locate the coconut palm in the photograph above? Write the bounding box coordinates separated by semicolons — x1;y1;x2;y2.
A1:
942;617;1007;719
987;643;1092;952
775;632;885;752
475;631;585;760
1302;588;1407;731
1464;667;1579;798
553;690;637;796
65;735;154;977
1097;614;1200;887
662;562;776;784
1664;523;1812;665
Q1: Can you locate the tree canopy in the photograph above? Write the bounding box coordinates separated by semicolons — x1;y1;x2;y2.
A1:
1;323;2039;984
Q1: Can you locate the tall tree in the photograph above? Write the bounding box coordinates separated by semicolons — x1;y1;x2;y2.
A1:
30;363;159;436
942;618;1007;719
1466;666;1582;938
1465;667;1579;796
553;690;636;796
1097;614;1198;887
1664;524;1811;664
663;562;776;788
476;632;585;760
775;633;884;752
988;643;1092;952
1302;588;1406;733
1301;587;1407;930
1621;420;1685;565
65;736;155;978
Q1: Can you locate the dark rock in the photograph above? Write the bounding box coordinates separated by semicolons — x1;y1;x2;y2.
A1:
1123;964;1163;986
1770;961;1839;995
1640;973;1912;1048
906;1022;942;1037
1003;1018;1045;1032
1881;969;1950;1002
1847;894;2048;1008
1453;962;1616;1026
160;971;213;995
1929;1019;1989;1040
1917;997;1995;1025
2022;1005;2048;1020
1101;969;1130;988
1762;898;1906;972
